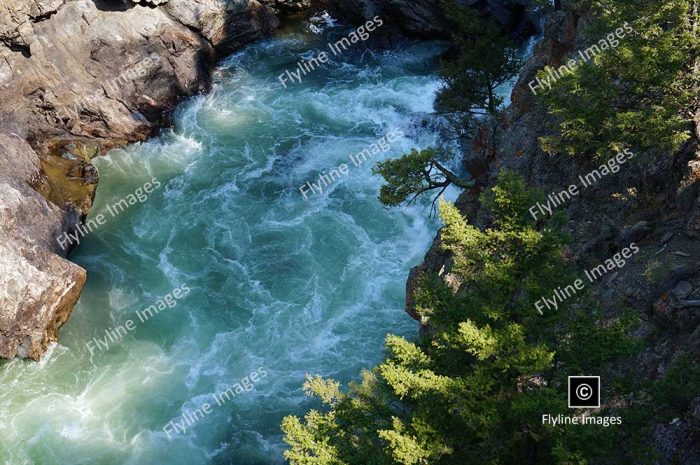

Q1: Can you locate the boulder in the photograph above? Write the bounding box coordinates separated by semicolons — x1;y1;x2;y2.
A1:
0;132;86;360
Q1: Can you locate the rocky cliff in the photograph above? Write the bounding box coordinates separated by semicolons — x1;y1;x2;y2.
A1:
409;8;700;350
0;0;278;360
406;7;700;464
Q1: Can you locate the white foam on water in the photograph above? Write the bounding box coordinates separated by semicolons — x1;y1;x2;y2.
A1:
0;31;477;465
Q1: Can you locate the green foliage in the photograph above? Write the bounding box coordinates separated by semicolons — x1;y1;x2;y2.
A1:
436;0;523;141
373;148;440;207
481;170;547;228
539;0;699;157
556;309;640;375
283;172;657;465
373;148;471;209
428;171;572;332
282;369;397;465
372;0;525;209
651;355;700;420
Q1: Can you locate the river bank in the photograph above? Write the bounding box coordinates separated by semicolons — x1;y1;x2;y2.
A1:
0;0;282;360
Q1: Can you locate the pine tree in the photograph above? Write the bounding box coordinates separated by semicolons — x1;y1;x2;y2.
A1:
283;172;638;465
372;148;472;211
538;0;699;157
372;0;523;210
436;0;523;148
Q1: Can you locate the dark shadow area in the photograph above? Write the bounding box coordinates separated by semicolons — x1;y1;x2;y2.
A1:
0;39;31;58
91;0;136;12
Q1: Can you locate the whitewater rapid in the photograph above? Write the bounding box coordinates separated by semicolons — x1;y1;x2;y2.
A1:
0;22;456;465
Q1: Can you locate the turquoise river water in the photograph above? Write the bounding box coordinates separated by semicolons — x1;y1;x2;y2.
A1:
0;22;458;465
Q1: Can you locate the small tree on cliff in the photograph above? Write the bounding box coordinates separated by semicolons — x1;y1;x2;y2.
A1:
372;147;472;212
372;1;523;211
436;0;523;150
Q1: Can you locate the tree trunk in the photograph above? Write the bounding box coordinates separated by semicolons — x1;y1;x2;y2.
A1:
433;161;474;189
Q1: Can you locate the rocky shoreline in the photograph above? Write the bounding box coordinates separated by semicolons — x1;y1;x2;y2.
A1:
0;0;279;360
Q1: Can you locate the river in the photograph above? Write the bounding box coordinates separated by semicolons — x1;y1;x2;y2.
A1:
0;19;456;465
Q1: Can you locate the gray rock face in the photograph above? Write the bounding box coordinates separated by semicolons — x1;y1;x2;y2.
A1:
332;0;535;40
0;0;278;360
265;0;311;14
0;133;86;360
333;0;450;38
0;0;278;156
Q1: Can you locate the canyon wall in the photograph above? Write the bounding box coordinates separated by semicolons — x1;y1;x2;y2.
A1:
332;0;536;40
405;8;700;464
